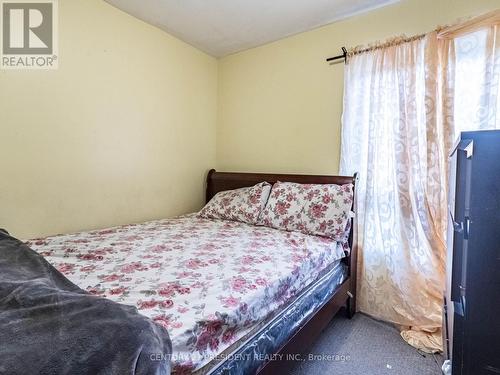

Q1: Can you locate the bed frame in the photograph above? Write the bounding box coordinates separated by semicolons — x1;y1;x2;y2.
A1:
206;169;358;374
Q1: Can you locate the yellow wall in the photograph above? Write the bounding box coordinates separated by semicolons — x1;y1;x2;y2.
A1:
216;0;500;174
2;0;498;239
0;0;218;239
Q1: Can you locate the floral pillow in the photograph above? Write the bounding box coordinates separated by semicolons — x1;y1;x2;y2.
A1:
199;182;271;224
258;181;354;241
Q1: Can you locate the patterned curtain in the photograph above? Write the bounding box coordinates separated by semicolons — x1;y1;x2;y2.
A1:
340;33;449;353
340;10;500;353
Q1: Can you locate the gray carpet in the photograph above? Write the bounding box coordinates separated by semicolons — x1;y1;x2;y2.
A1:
289;312;443;375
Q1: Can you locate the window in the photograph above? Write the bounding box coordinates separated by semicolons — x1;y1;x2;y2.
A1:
453;27;500;134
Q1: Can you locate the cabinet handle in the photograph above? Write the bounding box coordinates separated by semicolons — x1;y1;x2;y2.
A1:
463;216;470;239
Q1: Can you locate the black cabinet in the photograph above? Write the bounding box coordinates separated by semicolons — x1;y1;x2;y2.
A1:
444;130;500;375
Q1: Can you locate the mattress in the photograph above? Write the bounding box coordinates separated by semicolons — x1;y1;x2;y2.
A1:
202;261;347;375
27;215;347;373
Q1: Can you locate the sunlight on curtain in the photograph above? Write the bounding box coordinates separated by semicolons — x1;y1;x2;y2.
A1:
340;33;448;353
448;25;500;134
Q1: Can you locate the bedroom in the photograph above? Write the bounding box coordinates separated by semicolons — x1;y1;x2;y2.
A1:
0;0;499;374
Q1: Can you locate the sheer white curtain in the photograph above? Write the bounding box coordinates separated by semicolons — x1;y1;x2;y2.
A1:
340;10;500;353
340;33;448;352
440;12;500;135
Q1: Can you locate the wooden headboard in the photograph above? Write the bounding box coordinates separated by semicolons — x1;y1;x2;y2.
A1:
206;169;356;202
205;168;358;314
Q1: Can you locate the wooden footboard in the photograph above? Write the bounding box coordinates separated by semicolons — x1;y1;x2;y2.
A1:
205;169;358;373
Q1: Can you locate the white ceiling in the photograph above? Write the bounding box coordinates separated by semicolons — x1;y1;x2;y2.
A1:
105;0;400;57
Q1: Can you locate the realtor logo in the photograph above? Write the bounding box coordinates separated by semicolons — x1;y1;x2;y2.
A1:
1;0;58;69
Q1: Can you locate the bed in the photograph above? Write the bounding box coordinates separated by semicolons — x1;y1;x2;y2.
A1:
19;170;358;374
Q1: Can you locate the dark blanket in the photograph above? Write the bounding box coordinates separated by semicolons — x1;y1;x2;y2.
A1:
0;230;172;375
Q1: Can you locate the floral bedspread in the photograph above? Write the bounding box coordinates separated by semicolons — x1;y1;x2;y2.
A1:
27;215;346;373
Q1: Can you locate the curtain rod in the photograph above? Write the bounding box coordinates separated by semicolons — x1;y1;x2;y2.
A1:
325;33;426;64
326;47;347;63
325;9;500;64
